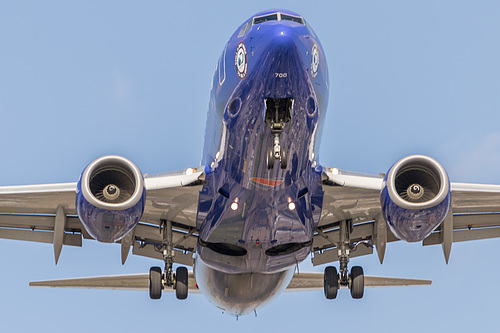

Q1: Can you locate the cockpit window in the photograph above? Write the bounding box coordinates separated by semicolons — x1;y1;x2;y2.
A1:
238;21;250;38
280;14;304;24
253;14;278;25
252;12;305;26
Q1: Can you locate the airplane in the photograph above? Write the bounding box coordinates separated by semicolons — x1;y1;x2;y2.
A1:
2;8;500;317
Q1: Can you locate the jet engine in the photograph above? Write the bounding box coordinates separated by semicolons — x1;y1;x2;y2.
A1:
76;155;146;243
380;155;450;242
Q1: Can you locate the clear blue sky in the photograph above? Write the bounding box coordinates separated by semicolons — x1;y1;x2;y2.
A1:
1;1;499;331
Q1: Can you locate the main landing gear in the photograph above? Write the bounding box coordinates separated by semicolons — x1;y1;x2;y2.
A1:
148;220;188;300
265;98;292;170
323;219;366;299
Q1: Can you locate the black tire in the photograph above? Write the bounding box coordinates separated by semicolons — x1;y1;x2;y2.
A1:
280;147;287;169
350;266;364;299
175;266;188;300
267;149;274;169
149;266;162;300
324;266;338;299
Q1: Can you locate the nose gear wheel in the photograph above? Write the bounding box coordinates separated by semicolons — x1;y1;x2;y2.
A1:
280;147;287;169
267;149;274;169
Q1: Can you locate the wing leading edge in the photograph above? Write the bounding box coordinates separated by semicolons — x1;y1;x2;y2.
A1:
316;166;500;266
0;168;204;266
29;271;431;293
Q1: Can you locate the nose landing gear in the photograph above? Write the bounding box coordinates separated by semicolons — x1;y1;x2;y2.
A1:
267;142;287;169
265;98;292;170
148;220;189;300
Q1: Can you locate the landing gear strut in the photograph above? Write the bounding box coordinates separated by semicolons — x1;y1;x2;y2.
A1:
323;219;366;299
265;98;292;170
148;220;188;300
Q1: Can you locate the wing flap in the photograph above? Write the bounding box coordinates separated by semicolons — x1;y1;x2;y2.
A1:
0;228;82;246
132;246;195;266
424;227;500;246
0;214;83;231
130;221;198;266
0;214;86;247
312;219;399;266
312;242;373;266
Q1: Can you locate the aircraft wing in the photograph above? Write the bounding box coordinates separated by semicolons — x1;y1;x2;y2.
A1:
0;168;204;266
285;272;431;291
30;272;201;294
316;167;500;265
29;271;430;293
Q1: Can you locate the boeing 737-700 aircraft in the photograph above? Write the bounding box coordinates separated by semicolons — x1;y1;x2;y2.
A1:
2;9;500;316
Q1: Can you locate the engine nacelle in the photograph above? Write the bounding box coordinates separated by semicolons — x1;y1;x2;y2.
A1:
380;155;450;242
76;155;146;243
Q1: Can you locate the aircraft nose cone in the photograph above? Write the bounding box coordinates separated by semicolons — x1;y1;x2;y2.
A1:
254;25;304;99
269;25;299;49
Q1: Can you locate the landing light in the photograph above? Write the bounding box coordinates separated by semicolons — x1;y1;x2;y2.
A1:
185;168;195;175
288;202;296;211
231;202;239;211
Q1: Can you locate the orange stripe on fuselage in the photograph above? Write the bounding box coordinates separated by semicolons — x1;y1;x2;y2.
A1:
250;177;283;187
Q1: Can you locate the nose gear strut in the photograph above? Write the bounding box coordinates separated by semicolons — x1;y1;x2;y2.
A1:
265;98;292;169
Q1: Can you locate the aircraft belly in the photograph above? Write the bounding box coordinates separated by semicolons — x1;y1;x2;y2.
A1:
196;170;322;273
194;257;295;316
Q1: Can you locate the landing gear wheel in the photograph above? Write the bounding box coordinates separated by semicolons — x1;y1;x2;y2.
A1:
280;147;287;169
175;266;188;300
149;266;162;300
350;266;364;299
267;149;274;169
324;266;338;299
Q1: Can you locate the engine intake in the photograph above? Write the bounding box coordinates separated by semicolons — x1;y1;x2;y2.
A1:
380;155;450;242
76;155;146;243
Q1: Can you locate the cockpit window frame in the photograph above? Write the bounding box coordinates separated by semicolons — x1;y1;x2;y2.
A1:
280;13;305;24
237;21;251;38
252;12;305;26
253;13;278;25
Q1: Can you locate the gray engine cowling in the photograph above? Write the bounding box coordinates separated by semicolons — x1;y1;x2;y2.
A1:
380;155;451;242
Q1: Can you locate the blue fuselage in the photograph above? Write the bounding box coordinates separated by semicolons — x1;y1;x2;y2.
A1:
193;10;329;315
